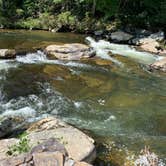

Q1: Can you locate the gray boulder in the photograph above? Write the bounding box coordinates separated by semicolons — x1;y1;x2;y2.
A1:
0;117;28;138
94;30;104;36
110;30;133;43
149;31;165;41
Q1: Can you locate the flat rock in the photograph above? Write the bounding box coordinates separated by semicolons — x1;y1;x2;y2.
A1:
27;117;96;163
74;162;92;166
0;117;96;164
31;138;68;156
0;138;18;160
33;151;64;166
150;57;166;72
45;43;95;60
0;49;16;59
139;38;166;55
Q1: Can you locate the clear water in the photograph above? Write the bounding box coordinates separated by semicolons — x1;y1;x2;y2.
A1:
0;30;166;165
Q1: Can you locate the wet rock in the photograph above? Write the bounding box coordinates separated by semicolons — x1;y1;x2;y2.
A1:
45;43;95;60
79;74;104;88
150;57;166;72
0;117;28;138
92;58;112;66
134;29;152;37
94;30;104;37
0;49;16;59
149;31;165;42
110;31;133;43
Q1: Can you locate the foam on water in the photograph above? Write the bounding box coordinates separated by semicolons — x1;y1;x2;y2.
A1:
1;106;36;118
0;83;74;122
0;60;17;71
86;37;161;65
16;51;92;69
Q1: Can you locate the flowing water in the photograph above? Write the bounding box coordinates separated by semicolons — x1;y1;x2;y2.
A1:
0;30;166;165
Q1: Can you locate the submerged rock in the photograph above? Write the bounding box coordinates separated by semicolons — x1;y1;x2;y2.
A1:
45;43;95;60
150;57;166;72
0;49;16;59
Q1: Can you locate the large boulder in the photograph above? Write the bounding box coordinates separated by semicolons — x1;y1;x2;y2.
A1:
0;49;16;59
0;117;96;163
110;31;133;43
131;31;166;55
150;57;166;72
138;38;166;55
45;43;95;60
0;138;92;166
27;117;96;163
149;31;165;42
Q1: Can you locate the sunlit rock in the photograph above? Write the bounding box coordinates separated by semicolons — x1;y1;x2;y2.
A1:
27;117;96;162
150;57;166;72
45;43;95;60
0;49;16;59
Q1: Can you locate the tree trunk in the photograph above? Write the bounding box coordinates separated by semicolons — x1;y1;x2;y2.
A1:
92;0;96;16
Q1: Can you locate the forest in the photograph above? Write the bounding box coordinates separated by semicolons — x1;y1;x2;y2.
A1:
0;0;166;33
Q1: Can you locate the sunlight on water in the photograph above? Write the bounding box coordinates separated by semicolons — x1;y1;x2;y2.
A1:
86;37;161;65
0;31;165;165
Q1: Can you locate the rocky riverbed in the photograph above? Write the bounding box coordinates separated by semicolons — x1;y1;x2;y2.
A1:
0;30;165;166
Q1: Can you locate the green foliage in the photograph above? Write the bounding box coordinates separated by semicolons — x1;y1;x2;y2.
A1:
7;133;31;156
56;11;76;30
0;0;165;31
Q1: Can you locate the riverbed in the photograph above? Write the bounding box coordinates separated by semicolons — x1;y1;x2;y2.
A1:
0;30;166;165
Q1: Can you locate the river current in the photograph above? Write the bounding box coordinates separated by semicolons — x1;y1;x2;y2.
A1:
0;30;166;165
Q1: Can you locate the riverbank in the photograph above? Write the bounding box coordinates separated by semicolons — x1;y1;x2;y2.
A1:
1;28;166;72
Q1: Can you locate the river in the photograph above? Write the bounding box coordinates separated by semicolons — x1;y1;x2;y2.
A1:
0;30;166;165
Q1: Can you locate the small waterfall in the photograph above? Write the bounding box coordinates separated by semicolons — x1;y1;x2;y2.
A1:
16;51;48;63
0;60;17;71
16;51;93;68
86;37;161;65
